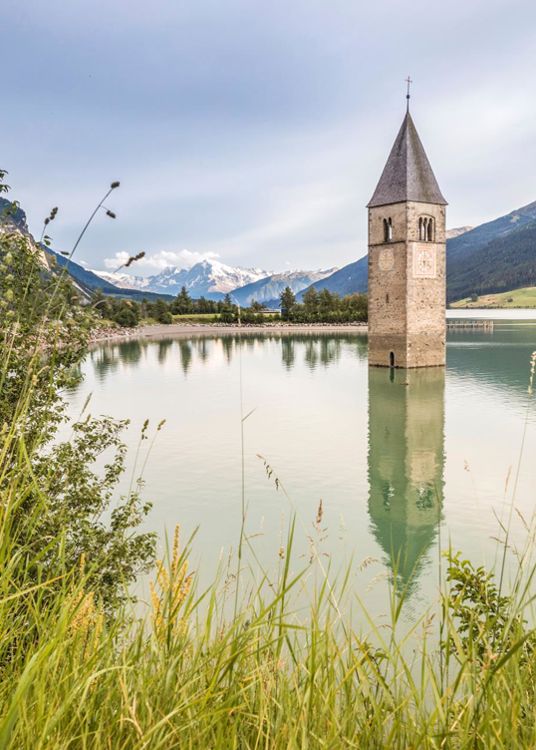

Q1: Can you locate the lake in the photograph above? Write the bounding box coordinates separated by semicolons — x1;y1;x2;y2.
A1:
68;318;536;619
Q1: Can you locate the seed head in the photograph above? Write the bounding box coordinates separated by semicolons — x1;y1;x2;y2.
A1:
315;499;324;527
110;181;120;189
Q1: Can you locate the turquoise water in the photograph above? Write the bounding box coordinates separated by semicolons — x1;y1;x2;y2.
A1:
68;323;536;618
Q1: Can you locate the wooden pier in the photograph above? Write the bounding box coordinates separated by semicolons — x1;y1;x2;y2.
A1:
447;319;494;331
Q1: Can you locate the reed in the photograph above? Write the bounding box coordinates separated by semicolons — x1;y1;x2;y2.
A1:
1;492;536;748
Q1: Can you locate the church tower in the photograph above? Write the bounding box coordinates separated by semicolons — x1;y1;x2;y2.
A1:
367;99;447;368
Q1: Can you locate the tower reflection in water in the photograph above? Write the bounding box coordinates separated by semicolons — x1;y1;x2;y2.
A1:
368;367;445;591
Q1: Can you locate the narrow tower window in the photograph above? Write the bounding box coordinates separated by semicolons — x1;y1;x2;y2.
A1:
419;216;435;241
389;351;395;368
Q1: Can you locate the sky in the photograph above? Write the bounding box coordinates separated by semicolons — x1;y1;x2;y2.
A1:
3;0;536;275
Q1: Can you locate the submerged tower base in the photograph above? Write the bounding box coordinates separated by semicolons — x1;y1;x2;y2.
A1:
368;333;446;369
366;107;447;369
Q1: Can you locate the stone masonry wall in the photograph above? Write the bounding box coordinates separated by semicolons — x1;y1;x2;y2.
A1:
368;201;446;368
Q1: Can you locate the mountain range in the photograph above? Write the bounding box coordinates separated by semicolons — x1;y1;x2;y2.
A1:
95;261;337;306
99;260;268;299
228;268;337;307
3;195;536;306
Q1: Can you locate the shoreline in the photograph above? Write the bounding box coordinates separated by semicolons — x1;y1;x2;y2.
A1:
89;322;369;345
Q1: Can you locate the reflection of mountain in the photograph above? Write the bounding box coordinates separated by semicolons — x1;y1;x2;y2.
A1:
367;368;445;589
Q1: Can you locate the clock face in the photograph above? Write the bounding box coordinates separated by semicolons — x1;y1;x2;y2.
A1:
378;248;394;272
414;247;436;278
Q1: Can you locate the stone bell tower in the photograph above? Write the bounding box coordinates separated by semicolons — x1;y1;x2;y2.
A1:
367;94;447;368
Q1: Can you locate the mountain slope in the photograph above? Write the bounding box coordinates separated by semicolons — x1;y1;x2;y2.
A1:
447;202;536;264
447;218;536;300
231;269;337;306
49;251;123;294
446;226;473;240
297;259;368;300
0;197;31;234
49;251;174;301
92;270;152;291
0;197;174;301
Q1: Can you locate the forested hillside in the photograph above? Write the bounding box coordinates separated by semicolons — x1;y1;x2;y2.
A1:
446;204;536;301
297;257;368;299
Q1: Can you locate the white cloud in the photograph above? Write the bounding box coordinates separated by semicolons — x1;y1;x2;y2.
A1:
102;248;220;274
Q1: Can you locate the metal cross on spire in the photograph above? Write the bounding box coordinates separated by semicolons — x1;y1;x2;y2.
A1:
405;76;413;111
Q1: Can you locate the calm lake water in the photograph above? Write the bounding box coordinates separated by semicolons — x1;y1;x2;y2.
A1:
68;318;536;619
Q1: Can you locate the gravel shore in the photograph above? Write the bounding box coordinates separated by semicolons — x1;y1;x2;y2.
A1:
90;322;368;345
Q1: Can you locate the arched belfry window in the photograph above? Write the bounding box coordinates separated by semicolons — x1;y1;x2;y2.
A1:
419;216;434;241
383;217;393;242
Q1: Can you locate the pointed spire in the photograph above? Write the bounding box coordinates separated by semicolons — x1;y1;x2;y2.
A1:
367;111;447;208
405;75;412;112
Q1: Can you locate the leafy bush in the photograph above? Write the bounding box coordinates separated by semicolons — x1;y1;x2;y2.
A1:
0;189;155;615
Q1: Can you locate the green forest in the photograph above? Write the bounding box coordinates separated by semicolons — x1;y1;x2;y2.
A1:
93;284;368;327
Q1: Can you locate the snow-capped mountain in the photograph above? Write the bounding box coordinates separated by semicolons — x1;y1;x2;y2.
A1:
92;271;152;290
230;269;339;307
146;260;268;298
94;260;269;299
446;226;473;240
92;260;339;304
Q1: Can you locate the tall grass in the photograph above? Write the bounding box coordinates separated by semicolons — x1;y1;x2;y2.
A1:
2;495;536;748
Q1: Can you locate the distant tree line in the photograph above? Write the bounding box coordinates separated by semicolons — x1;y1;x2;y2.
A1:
93;287;277;327
94;285;368;328
280;286;368;323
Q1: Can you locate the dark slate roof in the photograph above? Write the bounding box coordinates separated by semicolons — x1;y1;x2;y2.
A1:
367;112;447;208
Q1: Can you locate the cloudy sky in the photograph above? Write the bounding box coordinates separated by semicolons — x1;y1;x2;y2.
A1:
3;0;535;275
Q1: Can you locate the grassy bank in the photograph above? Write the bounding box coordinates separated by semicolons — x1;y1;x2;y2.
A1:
452;286;536;308
3;502;536;748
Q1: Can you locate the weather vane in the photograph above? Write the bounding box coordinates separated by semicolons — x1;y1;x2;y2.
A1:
405;75;412;111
